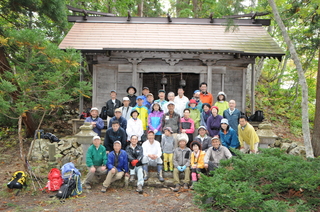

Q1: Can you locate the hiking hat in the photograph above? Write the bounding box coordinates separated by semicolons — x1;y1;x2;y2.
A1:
114;140;122;146
123;97;130;101
194;90;200;94
221;118;229;125
163;127;173;133
90;107;99;112
110;90;117;93
211;106;219;112
188;99;198;106
137;96;144;100
158;89;166;94
93;135;101;141
211;135;220;141
167;101;175;106
143;87;149;90
190;141;202;151
198;126;207;132
147;93;153;97
114;108;122;113
126;85;137;94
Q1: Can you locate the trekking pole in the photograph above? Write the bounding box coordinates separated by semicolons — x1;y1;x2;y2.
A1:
25;157;43;190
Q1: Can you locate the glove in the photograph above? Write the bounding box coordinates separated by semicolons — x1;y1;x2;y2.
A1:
177;166;183;172
131;159;139;167
181;165;187;172
154;129;158;134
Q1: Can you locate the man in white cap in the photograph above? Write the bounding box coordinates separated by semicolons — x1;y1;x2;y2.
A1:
85;107;104;136
119;97;132;121
83;136;107;189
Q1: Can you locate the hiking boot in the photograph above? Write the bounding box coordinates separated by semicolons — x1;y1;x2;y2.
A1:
143;165;149;181
84;183;91;190
157;165;165;182
129;175;135;182
183;183;189;189
136;184;143;194
101;186;108;193
173;184;181;192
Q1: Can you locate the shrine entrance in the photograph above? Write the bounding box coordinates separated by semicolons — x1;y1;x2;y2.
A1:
142;73;200;98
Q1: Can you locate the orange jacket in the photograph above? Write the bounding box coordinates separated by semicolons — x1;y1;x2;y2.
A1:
190;150;206;169
200;92;213;106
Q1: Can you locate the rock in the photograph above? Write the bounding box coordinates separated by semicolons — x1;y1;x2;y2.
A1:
280;143;291;152
258;123;272;129
58;139;72;152
274;139;282;147
289;146;306;157
287;142;298;153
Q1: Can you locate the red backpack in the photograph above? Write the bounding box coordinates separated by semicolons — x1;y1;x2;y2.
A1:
42;168;63;192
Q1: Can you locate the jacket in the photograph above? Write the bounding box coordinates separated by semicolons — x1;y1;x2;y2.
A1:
161;112;181;133
127;95;137;107
148;110;164;135
189;107;200;129
194;135;212;152
126;144;144;169
190;150;206;169
223;108;241;134
119;106;133;121
86;144;107;167
173;147;191;167
84;116;104;136
132;105;149;130
104;127;127;152
105;99;122;117
107;149;129;173
199;92;213;106
186;98;203;112
219;127;240;149
109;116;127;131
200;111;211;128
174;95;189;117
126;118;144;141
238;123;259;150
180;117;195;134
161;134;175;154
204;145;232;166
214;101;229;116
207;114;223;137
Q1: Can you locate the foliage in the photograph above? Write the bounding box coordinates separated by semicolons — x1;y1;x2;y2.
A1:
193;148;320;211
0;28;91;121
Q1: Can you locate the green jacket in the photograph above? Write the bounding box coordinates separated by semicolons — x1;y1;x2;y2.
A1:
86;144;107;167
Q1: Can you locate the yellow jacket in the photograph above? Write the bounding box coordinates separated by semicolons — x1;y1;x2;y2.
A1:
238;123;259;150
190;150;206;169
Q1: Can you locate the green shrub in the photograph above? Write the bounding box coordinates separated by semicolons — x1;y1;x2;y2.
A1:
193;148;320;211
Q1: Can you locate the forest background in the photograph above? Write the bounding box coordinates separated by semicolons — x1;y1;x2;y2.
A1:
0;0;319;156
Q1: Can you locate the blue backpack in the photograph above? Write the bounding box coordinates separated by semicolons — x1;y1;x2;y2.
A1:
60;162;82;196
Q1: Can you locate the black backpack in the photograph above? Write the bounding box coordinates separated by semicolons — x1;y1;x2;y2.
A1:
99;106;108;120
55;178;76;199
250;110;264;122
7;171;27;189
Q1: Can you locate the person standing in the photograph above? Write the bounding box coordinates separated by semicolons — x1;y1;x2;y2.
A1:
214;91;229;116
126;135;144;194
83;136;107;190
126;86;137;107
238;115;259;154
101;141;129;193
199;82;213;106
103;90;122;122
223;100;241;134
108;108;127;131
200;103;211;129
174;87;189;117
163;92;177;114
148;102;164;142
207;106;223;137
119;97;132;121
180;108;195;147
161;127;175;172
154;89;168;111
161;101;181;148
194;126;212;152
126;110;144;143
85;107;104;136
104;121;127;153
145;93;154;113
133;96;149;133
188;99;201;130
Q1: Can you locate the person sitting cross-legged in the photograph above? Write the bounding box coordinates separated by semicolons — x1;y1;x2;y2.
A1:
83;136;107;190
126;135;144;194
101;141;129;193
190;141;206;190
204;136;232;174
173;137;192;192
142;131;164;182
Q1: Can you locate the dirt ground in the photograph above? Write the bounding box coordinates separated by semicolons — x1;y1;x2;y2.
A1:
0;146;202;212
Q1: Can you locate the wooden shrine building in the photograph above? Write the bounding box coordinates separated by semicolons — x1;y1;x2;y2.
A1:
59;9;285;113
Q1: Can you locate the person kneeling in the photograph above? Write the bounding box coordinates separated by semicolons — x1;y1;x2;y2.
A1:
173;137;191;192
83;136;107;190
126;135;144;194
204;136;232;174
142;131;164;182
190;141;206;190
101;141;129;193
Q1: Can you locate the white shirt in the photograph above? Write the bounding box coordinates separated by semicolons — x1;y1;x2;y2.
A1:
174;95;189;117
142;140;162;158
126;118;144;140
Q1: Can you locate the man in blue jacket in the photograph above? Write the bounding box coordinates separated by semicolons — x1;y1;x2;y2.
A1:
101;141;129;193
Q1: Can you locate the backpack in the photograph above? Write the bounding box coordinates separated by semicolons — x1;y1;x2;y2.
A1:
99;106;108;120
250;110;264;122
55;178;76;199
42;168;63;192
42;133;60;142
60;162;82;197
7;171;27;189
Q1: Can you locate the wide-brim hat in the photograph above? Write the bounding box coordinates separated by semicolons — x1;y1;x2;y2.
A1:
130;109;139;116
126;86;137;94
188;99;198;106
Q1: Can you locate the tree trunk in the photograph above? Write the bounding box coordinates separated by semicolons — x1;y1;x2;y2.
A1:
268;0;314;158
312;49;320;156
18;115;25;159
22;112;37;137
137;0;144;17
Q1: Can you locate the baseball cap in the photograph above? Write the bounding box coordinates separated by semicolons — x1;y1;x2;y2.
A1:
90;107;99;112
114;108;121;113
123;97;130;101
143;87;149;90
110;90;117;93
93;135;101;141
114;140;122;146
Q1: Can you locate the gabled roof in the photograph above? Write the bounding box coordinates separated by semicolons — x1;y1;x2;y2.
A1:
59;20;285;59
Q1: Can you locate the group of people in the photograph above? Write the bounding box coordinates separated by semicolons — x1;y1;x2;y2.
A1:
83;82;260;193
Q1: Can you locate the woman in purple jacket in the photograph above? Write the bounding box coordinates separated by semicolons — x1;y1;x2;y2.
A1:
148;102;164;142
206;106;222;137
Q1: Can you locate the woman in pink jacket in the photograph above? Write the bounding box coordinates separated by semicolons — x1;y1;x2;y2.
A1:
180;108;195;147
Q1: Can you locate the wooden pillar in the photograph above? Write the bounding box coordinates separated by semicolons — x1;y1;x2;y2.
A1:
128;58;143;91
251;63;255;114
221;73;225;91
207;65;213;94
79;54;84;114
242;68;247;113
